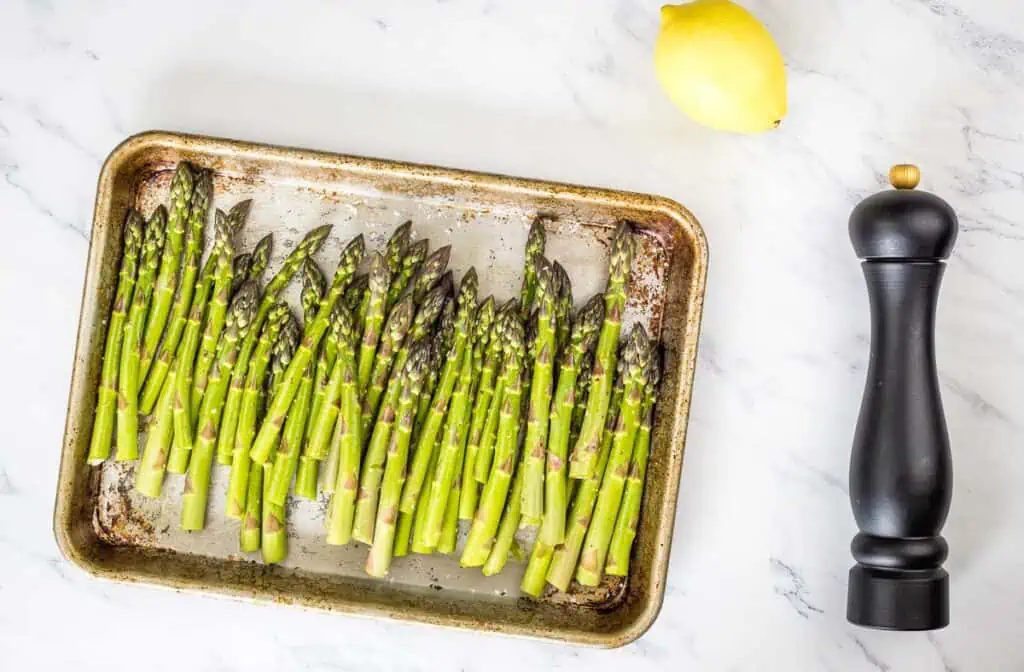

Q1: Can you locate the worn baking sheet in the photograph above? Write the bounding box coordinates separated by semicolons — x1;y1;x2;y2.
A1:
55;131;708;647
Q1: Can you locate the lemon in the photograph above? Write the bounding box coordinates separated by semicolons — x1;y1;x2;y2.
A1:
655;0;787;133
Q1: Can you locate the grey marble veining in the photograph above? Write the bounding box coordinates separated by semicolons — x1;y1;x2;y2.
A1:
2;0;1023;669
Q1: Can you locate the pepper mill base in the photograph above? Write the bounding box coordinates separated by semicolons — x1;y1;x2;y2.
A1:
847;565;949;631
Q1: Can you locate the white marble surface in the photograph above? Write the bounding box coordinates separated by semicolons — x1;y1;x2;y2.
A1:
2;0;1023;669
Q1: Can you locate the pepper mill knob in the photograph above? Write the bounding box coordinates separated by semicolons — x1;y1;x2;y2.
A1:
847;165;958;631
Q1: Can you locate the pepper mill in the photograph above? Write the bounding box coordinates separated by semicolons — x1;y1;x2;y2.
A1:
847;164;958;631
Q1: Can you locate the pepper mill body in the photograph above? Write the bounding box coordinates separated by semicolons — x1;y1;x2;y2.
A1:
847;165;958;631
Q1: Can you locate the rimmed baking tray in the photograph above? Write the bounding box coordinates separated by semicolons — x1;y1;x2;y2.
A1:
54;131;707;647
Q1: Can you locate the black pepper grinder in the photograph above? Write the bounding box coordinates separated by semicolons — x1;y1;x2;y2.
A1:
847;164;958;631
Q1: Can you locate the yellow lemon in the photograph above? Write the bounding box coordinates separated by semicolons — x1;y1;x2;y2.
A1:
655;0;787;133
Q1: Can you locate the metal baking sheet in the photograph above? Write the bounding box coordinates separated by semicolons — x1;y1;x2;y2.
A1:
54;131;708;647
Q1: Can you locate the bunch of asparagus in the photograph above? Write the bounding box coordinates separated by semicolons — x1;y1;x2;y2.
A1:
88;165;662;593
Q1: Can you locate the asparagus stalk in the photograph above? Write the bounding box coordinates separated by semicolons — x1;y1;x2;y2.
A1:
393;510;414;558
230;253;252;297
546;354;627;591
366;352;430;573
518;217;546;319
576;326;651;586
138;163;193;382
437;435;465;555
410;425;445;555
400;269;478;514
539;295;603;545
350;361;403;542
383;220;412;278
267;260;323;506
171;213;234;461
196;231;269;417
385;238;428;312
267;312;301;399
239;459;263;552
415;301;453;440
357;251;390;394
180;283;258;531
568;222;634;479
358;294;415;437
520;260;556;521
552;261;573;355
457;297;497;519
306;304;356;462
137;171;211;420
605;350;659;576
135;369;176;496
403;245;451;304
123;206;167;393
318;307;359;495
520;537;555;597
346;273;369;336
482;455;524;576
471;300;517;484
325;306;361;544
249;234;365;466
569;351;593;454
91;210;142;464
225;302;290;519
418;325;475;547
460;318;525;567
261;461;287;564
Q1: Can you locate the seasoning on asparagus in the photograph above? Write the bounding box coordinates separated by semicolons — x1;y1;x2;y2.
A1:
267;260;323;506
180;282;258;531
225;302;290;519
137;171;211;421
194;232;267;420
400;269;477;514
576;326;651;586
606;348;660;577
520;259;556;522
249;234;365;466
568;222;634;479
518;217;547;319
220;225;335;467
539;294;603;545
324;305;363;544
138;163;193;382
386;238;429;311
357;251;391;394
461;317;525;567
458;296;498;519
87;211;143;465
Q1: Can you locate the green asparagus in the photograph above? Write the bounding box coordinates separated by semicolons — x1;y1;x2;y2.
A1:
325;305;361;544
383;220;412;278
520;259;556;522
458;296;497;519
386;238;428;311
357;251;391;394
134;369;176;497
239;459;263;552
518;217;546;319
402;245;451;304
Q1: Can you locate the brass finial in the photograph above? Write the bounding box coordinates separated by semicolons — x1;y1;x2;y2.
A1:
889;164;920;190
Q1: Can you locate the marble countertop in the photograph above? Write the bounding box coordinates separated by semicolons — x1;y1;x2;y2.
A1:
3;0;1023;669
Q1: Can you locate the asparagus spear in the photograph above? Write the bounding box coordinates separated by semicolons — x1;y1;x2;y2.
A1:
123;207;167;392
135;370;176;496
606;349;660;576
169;213;234;464
307;304;357;462
400;269;478;514
249;234;365;466
569;223;634;479
318;313;359;496
482;455;524;576
393;510;414;558
518;217;546;319
267;260;323;506
180;282;258;531
323;305;362;544
137;171;211;421
89;211;141;465
220;227;338;470
196;231;269;419
138;163;193;382
357;251;391;394
415;301;453;440
230;253;252;297
239;459;263;552
458;297;497;519
345;273;369;336
437;435;466;555
402;245;451;304
383;220;412;278
546;353;627;591
225;302;290;519
386;238;428;311
410;424;445;555
576;326;651;586
539;294;603;545
460;318;525;567
472;301;517;483
419;323;475;547
261;460;287;564
520;259;556;521
552;261;573;354
569;350;593;454
268;312;301;399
